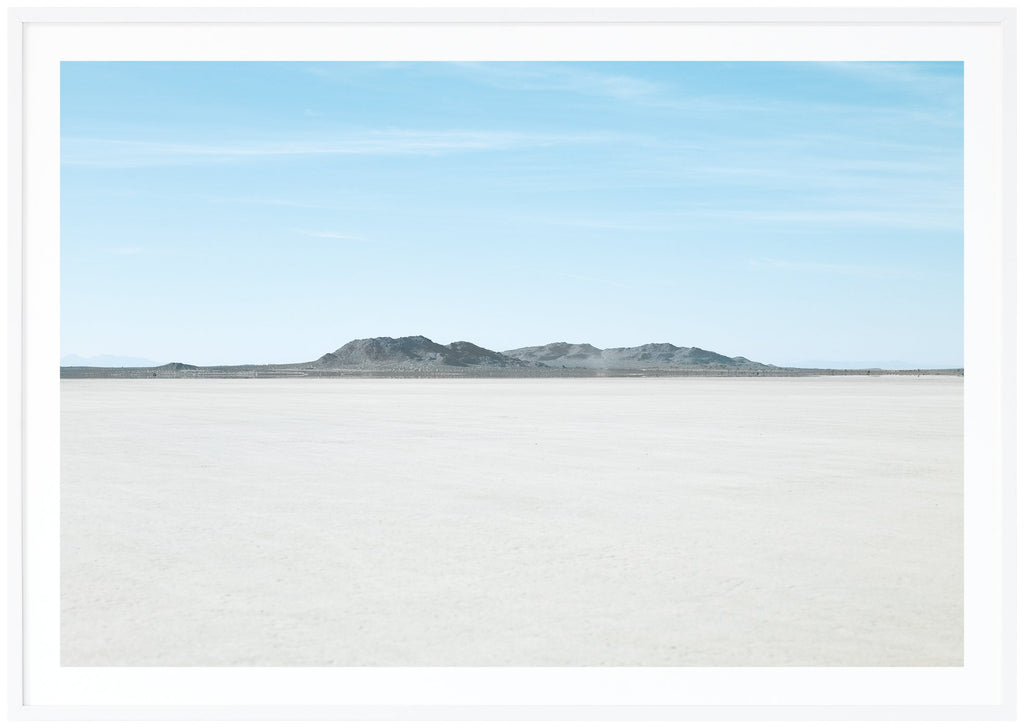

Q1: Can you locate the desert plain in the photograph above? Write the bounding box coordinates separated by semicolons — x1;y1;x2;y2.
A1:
61;375;962;666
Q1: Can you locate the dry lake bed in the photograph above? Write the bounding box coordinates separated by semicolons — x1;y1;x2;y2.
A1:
61;376;963;666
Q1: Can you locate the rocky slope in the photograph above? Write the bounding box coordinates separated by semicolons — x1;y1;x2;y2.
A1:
311;335;534;370
503;341;772;370
59;336;802;377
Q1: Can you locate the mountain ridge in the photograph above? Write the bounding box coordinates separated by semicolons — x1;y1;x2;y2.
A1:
59;335;961;378
59;335;774;373
310;336;772;370
311;335;534;370
503;341;772;370
59;336;777;371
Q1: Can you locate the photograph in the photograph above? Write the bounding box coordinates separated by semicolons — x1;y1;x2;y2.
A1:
58;60;964;667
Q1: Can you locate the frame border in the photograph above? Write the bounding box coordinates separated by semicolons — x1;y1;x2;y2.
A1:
7;4;25;722
6;5;1017;721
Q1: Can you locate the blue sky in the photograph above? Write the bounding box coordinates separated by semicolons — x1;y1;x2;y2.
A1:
60;62;963;367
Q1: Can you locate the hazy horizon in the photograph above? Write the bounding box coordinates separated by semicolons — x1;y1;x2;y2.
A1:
61;62;964;368
58;332;963;371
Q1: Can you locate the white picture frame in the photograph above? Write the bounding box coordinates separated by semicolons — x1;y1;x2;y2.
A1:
6;5;1016;721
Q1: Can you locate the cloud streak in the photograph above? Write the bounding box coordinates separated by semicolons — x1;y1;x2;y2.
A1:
714;205;961;232
452;62;662;101
746;257;924;278
451;62;961;130
293;229;365;241
62;129;631;168
558;271;632;289
102;246;147;255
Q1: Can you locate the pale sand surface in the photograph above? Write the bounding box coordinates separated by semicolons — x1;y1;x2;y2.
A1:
61;377;962;666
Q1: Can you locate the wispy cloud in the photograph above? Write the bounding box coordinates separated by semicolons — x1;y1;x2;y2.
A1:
558;270;632;289
747;257;922;278
102;246;147;255
715;205;961;232
450;63;798;118
197;195;359;211
296;62;409;83
447;62;961;129
824;62;962;91
520;196;961;234
293;229;365;241
527;216;666;233
62;129;629;168
452;62;662;101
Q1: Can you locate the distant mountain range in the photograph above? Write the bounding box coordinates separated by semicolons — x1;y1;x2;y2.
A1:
307;336;773;371
59;336;963;379
504;341;768;370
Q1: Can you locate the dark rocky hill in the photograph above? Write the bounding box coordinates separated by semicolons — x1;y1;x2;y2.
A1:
311;335;533;370
503;342;603;366
155;362;199;372
445;340;532;367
